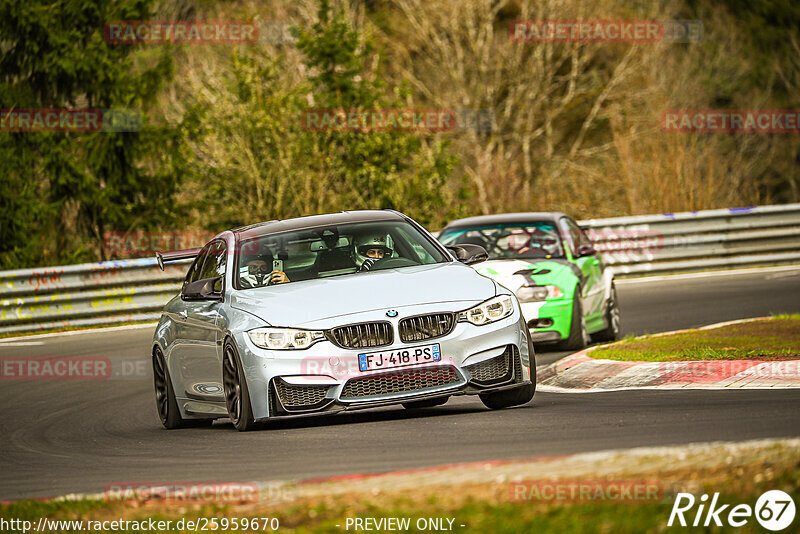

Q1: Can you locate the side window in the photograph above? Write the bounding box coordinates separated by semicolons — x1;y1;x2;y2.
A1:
197;240;227;292
579;228;593;249
409;242;434;263
569;218;591;248
558;218;577;256
183;245;211;288
563;218;592;255
392;228;431;263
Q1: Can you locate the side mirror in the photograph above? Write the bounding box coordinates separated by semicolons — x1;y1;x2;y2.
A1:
182;276;223;301
575;244;597;258
446;244;489;266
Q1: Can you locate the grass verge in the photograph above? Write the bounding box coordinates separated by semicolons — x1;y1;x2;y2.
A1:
1;441;798;533
591;315;800;362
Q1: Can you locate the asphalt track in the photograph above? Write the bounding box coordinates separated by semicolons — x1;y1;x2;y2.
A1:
1;266;799;500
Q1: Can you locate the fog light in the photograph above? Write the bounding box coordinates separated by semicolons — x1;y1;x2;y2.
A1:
527;318;554;329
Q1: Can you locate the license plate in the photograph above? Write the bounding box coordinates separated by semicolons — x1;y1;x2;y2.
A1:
358;343;441;372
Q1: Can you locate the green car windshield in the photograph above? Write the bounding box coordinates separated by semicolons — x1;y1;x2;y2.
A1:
439;222;565;260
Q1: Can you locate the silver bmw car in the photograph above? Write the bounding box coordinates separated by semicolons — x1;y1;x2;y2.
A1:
152;210;535;431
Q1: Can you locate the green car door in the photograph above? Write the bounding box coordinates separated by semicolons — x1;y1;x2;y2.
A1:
559;216;605;332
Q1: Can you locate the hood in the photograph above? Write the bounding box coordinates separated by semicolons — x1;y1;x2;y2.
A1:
474;259;579;293
230;262;495;327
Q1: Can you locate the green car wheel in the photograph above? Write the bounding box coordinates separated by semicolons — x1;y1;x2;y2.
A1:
593;283;621;342
558;291;588;351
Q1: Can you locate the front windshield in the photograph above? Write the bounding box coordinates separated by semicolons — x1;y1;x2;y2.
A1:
439;222;565;260
235;220;447;289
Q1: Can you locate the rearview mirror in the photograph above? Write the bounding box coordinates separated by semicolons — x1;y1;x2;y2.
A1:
310;237;350;251
446;244;489;266
183;276;223;301
575;244;597;258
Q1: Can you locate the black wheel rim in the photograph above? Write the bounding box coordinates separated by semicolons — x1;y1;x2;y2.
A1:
152;348;168;424
609;288;620;335
581;316;589;344
223;345;241;425
610;304;620;335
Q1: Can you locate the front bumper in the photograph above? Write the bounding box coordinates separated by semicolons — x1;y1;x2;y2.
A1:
519;298;573;343
269;345;528;416
234;306;532;421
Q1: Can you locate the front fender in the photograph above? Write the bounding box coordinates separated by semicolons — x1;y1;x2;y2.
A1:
218;305;274;421
600;268;615;303
152;313;177;357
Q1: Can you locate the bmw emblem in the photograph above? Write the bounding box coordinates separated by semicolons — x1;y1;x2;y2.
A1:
386;309;398;318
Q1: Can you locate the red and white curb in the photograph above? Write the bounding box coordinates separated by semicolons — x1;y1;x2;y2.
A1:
537;319;800;392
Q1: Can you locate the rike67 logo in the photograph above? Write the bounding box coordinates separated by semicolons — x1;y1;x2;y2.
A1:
668;490;796;531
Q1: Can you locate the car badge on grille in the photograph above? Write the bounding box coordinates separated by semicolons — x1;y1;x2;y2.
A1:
386;309;398;317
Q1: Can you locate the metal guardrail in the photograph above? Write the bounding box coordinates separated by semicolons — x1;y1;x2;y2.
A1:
1;204;799;334
581;203;800;276
0;259;188;334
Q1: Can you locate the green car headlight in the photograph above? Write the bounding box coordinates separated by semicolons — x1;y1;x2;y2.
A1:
459;295;514;326
515;285;564;302
248;328;326;350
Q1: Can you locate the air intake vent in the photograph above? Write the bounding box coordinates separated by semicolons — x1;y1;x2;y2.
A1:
330;322;393;349
398;313;455;343
513;346;524;382
464;346;521;386
274;379;331;410
341;366;460;399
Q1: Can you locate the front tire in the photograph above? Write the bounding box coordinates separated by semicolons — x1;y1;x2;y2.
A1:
593;283;620;342
153;346;212;428
525;326;537;386
480;384;535;410
558;290;588;351
223;340;258;431
479;331;536;410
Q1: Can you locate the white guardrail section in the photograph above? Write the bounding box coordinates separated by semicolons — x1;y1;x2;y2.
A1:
1;203;799;334
0;259;189;334
582;203;800;276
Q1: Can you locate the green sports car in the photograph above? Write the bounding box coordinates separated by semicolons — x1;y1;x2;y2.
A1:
439;212;620;350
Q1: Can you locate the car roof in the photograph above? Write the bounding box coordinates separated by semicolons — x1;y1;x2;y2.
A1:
441;212;569;230
232;210;407;239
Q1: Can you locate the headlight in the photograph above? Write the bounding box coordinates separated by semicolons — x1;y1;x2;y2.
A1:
459;295;514;326
515;285;563;302
248;328;325;350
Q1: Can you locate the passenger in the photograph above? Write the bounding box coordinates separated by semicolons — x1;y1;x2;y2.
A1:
240;254;290;288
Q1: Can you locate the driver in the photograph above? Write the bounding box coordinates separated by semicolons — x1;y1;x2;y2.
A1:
526;227;559;256
506;228;558;257
239;254;290;288
353;234;393;272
